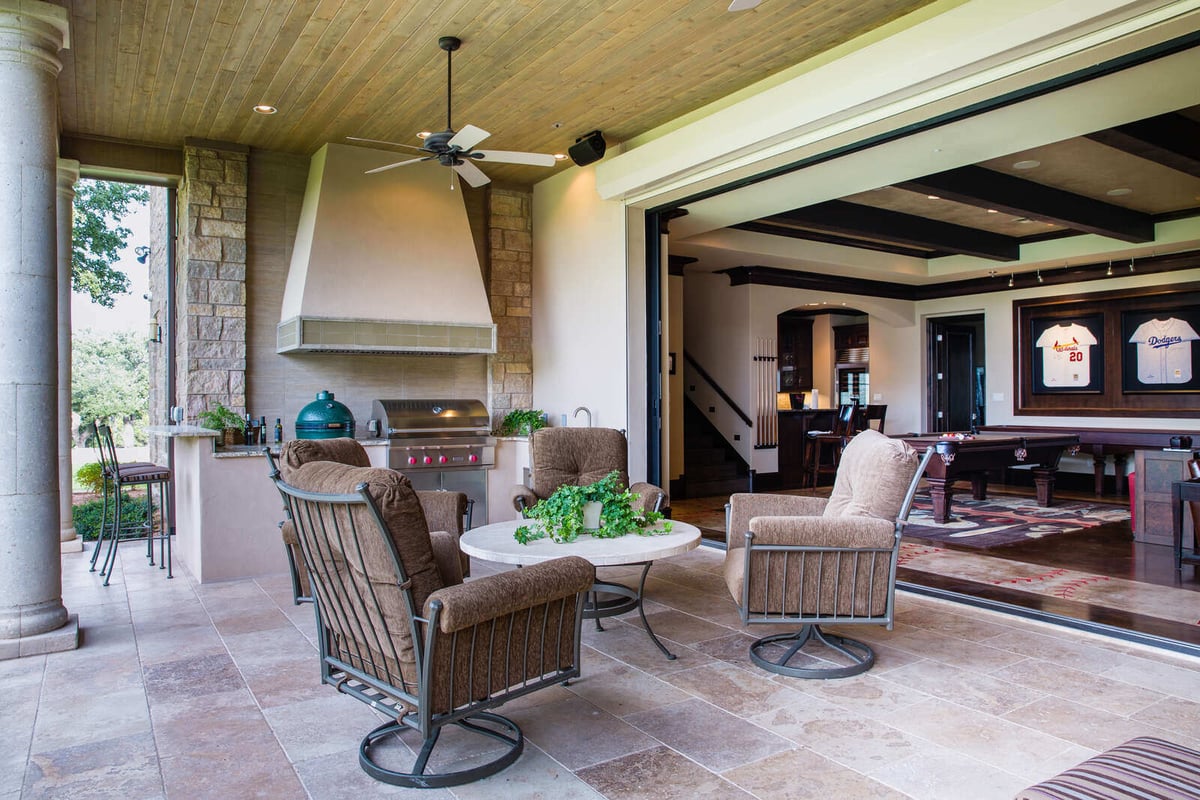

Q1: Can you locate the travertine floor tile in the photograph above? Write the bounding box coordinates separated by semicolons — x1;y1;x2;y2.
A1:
625;698;792;772
723;747;911;799
576;744;752;799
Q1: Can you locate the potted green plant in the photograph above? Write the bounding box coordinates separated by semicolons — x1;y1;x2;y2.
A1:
515;470;671;544
494;409;548;437
197;402;246;447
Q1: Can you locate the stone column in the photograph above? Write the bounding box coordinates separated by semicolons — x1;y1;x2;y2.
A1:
178;141;248;421
57;159;81;552
487;188;534;430
0;0;78;658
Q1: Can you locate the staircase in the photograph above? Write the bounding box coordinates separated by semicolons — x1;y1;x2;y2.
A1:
679;399;751;499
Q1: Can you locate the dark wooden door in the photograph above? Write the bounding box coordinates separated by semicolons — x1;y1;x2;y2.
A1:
929;317;984;432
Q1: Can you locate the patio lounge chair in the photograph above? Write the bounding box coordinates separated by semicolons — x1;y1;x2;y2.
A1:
266;452;594;788
725;428;938;678
510;427;667;516
274;438;471;604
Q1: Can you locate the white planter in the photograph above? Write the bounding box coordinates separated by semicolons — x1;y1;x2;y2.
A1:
582;501;603;531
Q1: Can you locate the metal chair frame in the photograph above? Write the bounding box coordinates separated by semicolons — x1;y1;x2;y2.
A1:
90;422;172;585
266;451;587;788
733;445;937;678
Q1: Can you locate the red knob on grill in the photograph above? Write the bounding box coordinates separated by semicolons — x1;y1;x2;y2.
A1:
438;455;448;464
468;454;478;463
407;456;417;465
423;456;433;465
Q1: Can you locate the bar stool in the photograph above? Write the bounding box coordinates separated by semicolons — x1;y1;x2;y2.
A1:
94;423;173;585
809;403;858;488
88;420;156;573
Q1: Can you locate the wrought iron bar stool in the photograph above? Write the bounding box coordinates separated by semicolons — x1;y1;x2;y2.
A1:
88;420;156;573
808;402;858;488
93;423;173;585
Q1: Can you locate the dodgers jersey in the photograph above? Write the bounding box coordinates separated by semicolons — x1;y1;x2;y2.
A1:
1128;317;1199;384
1035;323;1098;387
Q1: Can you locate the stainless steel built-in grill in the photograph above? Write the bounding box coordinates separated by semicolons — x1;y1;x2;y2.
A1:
369;398;495;526
370;398;495;470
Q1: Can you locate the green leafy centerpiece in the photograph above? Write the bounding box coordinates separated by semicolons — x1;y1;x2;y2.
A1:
515;470;672;544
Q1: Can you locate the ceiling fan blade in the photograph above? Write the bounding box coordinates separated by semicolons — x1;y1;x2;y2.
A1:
346;136;425;153
449;124;490;151
728;0;761;9
452;159;491;187
365;156;427;175
473;150;556;167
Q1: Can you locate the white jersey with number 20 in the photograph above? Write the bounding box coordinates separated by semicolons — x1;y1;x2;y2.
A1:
1035;323;1097;387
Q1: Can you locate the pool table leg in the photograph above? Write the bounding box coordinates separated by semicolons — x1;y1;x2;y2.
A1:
1032;466;1057;506
970;473;988;501
926;478;954;523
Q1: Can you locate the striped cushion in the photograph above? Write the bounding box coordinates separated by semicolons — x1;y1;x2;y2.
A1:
1018;737;1200;799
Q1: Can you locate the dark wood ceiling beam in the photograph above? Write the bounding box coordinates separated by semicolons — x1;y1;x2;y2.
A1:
731;220;942;260
899;165;1155;243
766;200;1020;261
1085;112;1200;178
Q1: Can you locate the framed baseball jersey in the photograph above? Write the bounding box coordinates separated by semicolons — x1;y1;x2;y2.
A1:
1029;314;1104;393
1122;307;1200;392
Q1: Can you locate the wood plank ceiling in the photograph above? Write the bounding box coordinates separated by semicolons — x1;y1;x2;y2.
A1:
56;0;937;187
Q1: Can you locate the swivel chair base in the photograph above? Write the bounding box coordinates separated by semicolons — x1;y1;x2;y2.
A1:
749;624;875;679
359;712;523;789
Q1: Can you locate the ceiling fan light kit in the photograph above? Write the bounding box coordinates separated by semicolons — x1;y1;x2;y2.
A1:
353;35;556;187
568;130;607;167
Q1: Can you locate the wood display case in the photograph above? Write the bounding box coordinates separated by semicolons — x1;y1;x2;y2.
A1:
1014;282;1200;417
1134;448;1197;546
778;314;813;393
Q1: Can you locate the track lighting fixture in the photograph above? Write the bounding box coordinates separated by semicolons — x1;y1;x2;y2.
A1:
1129;258;1135;273
1106;261;1113;277
1036;269;1043;283
1008;274;1014;288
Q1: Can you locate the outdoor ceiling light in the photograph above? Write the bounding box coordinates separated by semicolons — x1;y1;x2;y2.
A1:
252;104;277;115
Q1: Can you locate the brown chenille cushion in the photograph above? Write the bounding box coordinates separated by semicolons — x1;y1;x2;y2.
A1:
280;437;370;474
528;427;631;498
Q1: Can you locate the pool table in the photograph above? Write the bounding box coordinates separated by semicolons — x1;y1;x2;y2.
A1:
899;432;1080;524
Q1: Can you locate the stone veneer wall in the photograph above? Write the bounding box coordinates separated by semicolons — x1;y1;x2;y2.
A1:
487;188;534;430
177;142;249;423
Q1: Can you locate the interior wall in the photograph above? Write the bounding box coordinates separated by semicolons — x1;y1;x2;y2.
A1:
244;149;487;431
530;164;629;435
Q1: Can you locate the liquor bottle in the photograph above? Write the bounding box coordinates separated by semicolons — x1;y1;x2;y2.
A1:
259;416;267;444
245;414;256;446
274;418;283;443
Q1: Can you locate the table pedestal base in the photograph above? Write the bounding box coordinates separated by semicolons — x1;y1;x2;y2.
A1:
587;563;676;660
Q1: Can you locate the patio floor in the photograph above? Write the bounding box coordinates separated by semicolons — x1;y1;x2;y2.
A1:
6;543;1200;799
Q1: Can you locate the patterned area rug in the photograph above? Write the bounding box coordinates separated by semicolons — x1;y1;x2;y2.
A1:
903;493;1130;548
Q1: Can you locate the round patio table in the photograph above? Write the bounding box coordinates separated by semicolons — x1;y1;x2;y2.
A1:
460;519;701;659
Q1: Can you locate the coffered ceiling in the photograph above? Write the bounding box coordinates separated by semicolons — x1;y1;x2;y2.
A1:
55;0;936;187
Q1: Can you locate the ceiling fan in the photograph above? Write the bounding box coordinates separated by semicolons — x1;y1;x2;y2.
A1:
348;36;556;187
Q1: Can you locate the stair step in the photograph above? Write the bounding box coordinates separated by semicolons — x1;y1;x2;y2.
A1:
687;463;741;481
683;448;728;466
685;476;752;498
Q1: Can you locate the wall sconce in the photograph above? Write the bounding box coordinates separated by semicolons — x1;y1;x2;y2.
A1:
568;130;606;166
135;246;151;264
148;312;162;344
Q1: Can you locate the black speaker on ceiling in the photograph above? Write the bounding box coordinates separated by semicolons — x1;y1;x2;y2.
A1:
568;130;606;167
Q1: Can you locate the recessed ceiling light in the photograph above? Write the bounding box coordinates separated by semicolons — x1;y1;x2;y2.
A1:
1012;159;1040;170
926;195;940;200
252;104;277;115
553;153;567;161
986;208;998;214
417;131;432;139
1106;187;1133;196
1015;217;1033;224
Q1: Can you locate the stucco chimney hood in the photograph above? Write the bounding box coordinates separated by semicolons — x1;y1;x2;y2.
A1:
277;143;496;355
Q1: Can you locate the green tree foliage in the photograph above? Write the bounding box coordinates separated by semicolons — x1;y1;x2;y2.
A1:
73;330;149;443
72;179;149;308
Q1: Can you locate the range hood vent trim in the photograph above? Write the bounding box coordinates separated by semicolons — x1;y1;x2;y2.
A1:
276;316;496;356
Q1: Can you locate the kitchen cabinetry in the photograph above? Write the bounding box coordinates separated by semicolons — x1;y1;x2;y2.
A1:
834;323;870;407
778;315;813;393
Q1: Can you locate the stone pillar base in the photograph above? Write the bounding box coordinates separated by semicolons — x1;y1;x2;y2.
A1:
60;538;83;553
0;614;79;661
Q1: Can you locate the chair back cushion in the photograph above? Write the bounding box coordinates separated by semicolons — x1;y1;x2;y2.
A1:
528;428;630;500
823;429;919;521
280;437;370;473
284;460;443;686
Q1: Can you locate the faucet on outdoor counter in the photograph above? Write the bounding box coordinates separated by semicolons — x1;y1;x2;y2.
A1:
573;406;592;427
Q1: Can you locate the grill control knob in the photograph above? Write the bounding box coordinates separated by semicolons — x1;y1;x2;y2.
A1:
438;455;448;464
423;455;433;465
468;453;478;463
407;456;417;466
